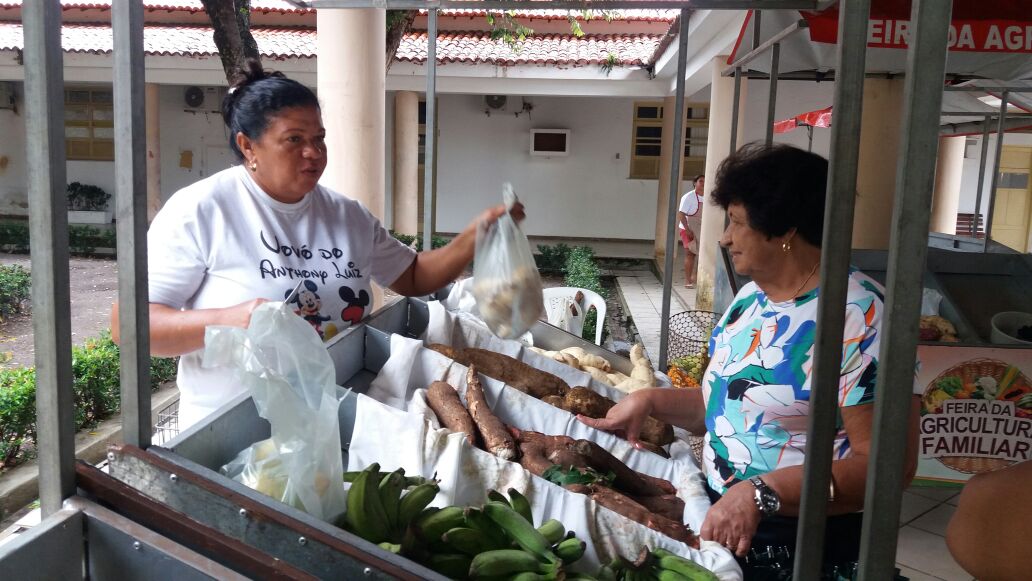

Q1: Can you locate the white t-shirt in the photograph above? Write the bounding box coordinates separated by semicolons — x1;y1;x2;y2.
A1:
678;190;701;230
148;165;416;429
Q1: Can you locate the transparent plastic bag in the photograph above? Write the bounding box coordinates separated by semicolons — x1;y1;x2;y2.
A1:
921;288;943;316
205;302;349;523
472;184;545;339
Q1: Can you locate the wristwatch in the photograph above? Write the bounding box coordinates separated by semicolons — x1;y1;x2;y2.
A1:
749;476;781;517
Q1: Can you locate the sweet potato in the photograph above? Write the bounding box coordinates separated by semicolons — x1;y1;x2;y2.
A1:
465;365;518;460
428;344;569;398
426;381;478;448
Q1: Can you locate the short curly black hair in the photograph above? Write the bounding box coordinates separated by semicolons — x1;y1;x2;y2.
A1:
711;143;828;247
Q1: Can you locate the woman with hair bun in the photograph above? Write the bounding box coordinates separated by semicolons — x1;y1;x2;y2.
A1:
112;60;523;430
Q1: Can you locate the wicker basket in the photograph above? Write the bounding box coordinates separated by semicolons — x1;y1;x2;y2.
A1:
923;358;1030;474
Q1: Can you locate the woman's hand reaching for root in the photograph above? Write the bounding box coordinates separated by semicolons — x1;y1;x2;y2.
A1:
575;389;654;450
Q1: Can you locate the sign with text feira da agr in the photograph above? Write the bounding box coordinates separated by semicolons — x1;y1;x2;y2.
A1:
915;346;1032;484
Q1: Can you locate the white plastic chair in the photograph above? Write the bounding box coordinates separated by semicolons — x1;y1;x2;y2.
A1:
542;286;607;345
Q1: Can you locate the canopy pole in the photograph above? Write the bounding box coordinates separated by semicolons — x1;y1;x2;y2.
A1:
658;9;690;372
972;115;991;239
792;1;869;577
764;42;780;145
22;0;75;517
422;10;437;254
981;91;1008;252
729;67;742;155
113;0;151;448
857;1;953;578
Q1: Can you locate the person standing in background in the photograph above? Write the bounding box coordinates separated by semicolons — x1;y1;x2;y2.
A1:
677;174;704;288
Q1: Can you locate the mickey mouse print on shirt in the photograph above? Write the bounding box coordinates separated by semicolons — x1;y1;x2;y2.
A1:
285;280;331;339
339;285;370;325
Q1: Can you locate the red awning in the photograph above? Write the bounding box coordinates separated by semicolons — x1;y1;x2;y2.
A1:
774;106;832;134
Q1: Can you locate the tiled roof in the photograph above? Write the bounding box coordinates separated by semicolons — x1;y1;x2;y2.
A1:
431;8;678;22
0;2;675;23
397;30;663;67
0;22;660;67
0;22;315;59
0;0;311;13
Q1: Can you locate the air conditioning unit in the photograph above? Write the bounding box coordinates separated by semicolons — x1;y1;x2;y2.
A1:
484;94;508;111
184;86;226;114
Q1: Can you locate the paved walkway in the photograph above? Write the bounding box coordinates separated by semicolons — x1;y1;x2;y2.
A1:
610;260;697;368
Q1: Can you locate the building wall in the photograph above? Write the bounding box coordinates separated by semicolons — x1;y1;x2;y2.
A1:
431;94;665;239
158;84;238;200
0;87;28;216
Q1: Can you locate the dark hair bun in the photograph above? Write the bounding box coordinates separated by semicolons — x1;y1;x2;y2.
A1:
219;59;319;161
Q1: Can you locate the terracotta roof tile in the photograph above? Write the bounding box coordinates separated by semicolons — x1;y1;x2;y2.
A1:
0;22;659;67
397;30;663;67
0;22;314;59
0;0;311;13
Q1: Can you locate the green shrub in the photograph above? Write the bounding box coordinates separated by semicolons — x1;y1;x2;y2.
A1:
535;243;571;275
563;246;608;343
0;331;179;469
389;230;449;251
0;367;36;467
66;182;111;212
0;264;31;320
0;221;116;255
0;221;29;254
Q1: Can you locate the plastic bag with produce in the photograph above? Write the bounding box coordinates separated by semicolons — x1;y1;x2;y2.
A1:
205;301;348;523
472;183;545;339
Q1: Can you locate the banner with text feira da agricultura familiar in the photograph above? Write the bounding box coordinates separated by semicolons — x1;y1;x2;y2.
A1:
915;346;1032;485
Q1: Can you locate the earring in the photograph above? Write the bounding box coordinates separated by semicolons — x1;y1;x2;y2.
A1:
782;240;792;253
249;160;257;172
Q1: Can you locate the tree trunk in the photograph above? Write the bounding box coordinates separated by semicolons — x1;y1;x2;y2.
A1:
201;0;261;82
385;10;417;74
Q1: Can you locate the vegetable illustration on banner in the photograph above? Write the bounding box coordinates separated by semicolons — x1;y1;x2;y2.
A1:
917;348;1032;483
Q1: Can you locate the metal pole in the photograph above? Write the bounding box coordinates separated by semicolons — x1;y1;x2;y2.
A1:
729;68;742;155
765;43;780;145
113;0;151;447
972;115;991;239
22;0;75;517
658;9;690;372
792;1;869;578
422;10;437;254
752;10;762;51
981;91;1008;252
857;1;953;579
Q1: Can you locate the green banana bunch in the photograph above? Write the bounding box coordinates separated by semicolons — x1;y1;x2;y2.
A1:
428;552;474;579
554;537;587;564
442;527;495;556
651;548;719;581
536;519;566;545
469;549;560;578
464;507;513;551
378;468;406;532
415;505;467;543
482;501;556;562
397;480;441;528
507;488;534;525
344;470;429;488
344;463;391;544
487;489;510;506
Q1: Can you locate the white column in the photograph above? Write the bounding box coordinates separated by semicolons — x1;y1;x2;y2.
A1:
145;83;161;222
393;90;419;236
317;9;387;307
654;96;685;269
696;57;746;311
853;78;905;249
930;135;964;234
